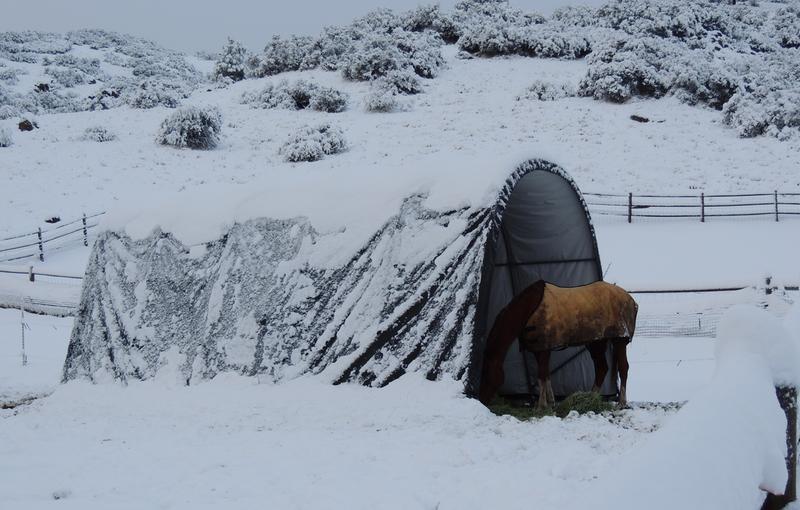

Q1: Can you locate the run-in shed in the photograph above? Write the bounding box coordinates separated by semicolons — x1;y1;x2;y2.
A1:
63;158;614;399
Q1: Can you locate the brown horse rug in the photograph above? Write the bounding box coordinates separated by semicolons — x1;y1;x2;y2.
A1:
519;281;638;352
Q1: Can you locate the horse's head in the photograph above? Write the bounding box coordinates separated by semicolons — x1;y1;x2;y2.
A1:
478;355;504;405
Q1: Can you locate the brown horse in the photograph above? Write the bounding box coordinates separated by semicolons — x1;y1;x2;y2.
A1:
478;280;638;409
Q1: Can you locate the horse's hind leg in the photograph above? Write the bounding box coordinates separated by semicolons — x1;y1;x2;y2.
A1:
533;350;551;410
588;340;609;393
612;338;630;407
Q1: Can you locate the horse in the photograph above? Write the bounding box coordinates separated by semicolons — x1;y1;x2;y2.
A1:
478;280;638;409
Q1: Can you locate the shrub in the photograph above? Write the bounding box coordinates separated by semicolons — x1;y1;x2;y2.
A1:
156;105;222;150
242;80;348;112
377;69;423;95
518;80;576;101
0;127;12;147
252;35;317;77
550;5;597;27
279;123;347;162
402;4;460;43
308;86;348;113
0;104;19;119
128;80;181;109
45;66;87;87
363;81;399;112
340;32;406;81
578;36;676;103
722;57;800;139
80;125;117;142
214;37;248;82
0;67;25;85
772;5;800;49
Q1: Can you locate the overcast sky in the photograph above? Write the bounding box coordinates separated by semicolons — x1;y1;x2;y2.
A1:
1;0;602;53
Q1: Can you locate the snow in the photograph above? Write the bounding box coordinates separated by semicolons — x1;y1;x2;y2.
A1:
0;308;71;403
0;373;680;510
567;306;791;510
2;13;799;509
716;304;800;387
2;49;799;247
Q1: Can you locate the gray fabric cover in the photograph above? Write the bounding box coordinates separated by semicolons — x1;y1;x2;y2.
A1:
485;171;612;397
63;159;610;398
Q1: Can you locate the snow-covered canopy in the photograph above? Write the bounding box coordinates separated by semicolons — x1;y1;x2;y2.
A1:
64;157;610;398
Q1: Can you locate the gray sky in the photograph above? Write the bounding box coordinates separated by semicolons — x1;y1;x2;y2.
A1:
1;0;602;53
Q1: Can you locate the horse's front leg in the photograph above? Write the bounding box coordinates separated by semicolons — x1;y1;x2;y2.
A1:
533;350;551;410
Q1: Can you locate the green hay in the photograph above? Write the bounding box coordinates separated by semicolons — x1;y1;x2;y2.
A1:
555;391;614;418
488;392;614;421
488;397;554;420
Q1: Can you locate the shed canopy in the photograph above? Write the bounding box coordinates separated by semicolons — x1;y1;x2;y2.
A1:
63;159;614;398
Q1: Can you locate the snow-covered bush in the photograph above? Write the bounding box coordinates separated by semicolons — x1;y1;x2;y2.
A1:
85;86;124;111
156;105;222;150
340;33;403;81
0;67;25;85
723;63;800;140
27;89;82;114
80;125;117;142
670;53;738;109
402;4;460;43
594;0;733;42
772;4;800;49
308;86;348;113
363;81;399;113
42;54;103;76
213;38;247;82
252;35;317;77
128;80;181;109
242;80;348;113
518;80;576;101
578;36;675;103
45;66;87;87
454;0;589;59
378;69;423;95
0;104;19;119
0;127;12;147
279;123;347;162
550;5;597;27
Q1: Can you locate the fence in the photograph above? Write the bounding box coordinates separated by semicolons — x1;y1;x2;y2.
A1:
0;212;105;263
584;191;800;222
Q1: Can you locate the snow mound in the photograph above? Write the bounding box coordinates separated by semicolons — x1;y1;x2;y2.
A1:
569;305;791;510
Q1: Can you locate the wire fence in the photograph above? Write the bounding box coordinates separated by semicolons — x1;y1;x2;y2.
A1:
0;212;105;263
585;191;800;222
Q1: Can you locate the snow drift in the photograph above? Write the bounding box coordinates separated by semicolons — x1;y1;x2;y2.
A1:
568;305;794;510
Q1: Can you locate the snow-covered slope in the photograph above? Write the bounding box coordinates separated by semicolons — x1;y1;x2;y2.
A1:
1;46;798;241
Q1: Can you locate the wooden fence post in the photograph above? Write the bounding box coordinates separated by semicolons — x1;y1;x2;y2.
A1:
701;193;705;223
82;213;88;247
28;266;34;282
628;193;633;223
775;191;779;222
762;386;797;510
37;228;43;262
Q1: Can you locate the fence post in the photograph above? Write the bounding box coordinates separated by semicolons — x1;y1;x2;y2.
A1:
775;190;779;222
628;193;633;223
28;265;34;282
82;213;88;247
37;227;43;262
701;193;705;223
762;386;797;510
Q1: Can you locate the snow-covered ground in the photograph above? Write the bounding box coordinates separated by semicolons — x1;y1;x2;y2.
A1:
1;27;799;510
0;362;685;510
